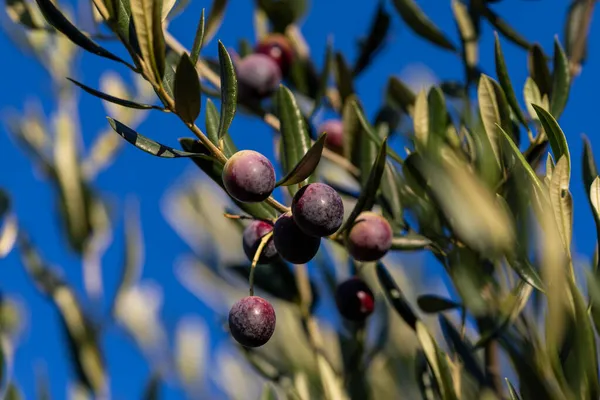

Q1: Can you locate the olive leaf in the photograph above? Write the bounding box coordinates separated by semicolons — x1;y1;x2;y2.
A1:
33;0;134;69
528;44;552;98
334;52;355;108
310;39;333;117
390;233;432;251
130;0;166;80
532;104;570;171
506;378;523;400
494;33;528;128
205;98;237;156
550;37;571;119
217;41;237;141
478;74;511;164
107;117;216;160
417;295;460;313
391;0;456;51
275;132;326;187
353;1;391;76
174;53;202;124
375;262;418;330
452;0;478;81
189;8;206;65
203;0;227;45
67;78;165;110
582;134;598;194
481;6;534;52
386;76;416;115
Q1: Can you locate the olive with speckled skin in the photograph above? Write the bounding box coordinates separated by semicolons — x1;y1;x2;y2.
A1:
273;212;321;264
254;34;295;76
235;53;282;101
335;278;375;321
317;119;344;154
291;183;344;237
228;296;276;348
243;220;278;264
222;150;275;203
346;212;393;262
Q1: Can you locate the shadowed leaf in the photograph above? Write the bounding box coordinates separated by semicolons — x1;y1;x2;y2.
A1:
174;53;202;124
189;9;205;65
550;37;570;119
506;378;522;400
334;52;355;108
205;99;237;156
494;33;528;128
439;315;486;385
528;44;552;97
532;104;570;170
276;133;326;187
482;6;534;51
417;295;460;313
204;0;227;45
582;135;598;194
386;76;416;114
375;262;418;330
353;1;390;76
130;0;165;80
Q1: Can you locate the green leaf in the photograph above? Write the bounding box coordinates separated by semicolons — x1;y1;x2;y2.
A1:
379;159;404;231
413;90;428;148
179;138;277;220
481;6;534;52
205;99;237;156
451;0;478;81
130;0;165;80
416;295;460;313
107;117;216;160
174;53;202;124
339;138;388;234
33;0;133;69
390;233;432;251
505;378;523;400
478;74;511;164
161;50;179;98
353;1;391;76
532;104;570;171
260;383;277;400
415;321;458;400
391;0;456;51
528;44;552;97
275;133;326;187
427;86;447;144
256;0;307;32
523;77;546;122
334;52;355;108
6;0;44;28
189;9;205;65
217;41;237;141
18;235;106;394
67;78;165;110
582;135;598;194
276;85;313;196
204;0;227;45
550;37;571;119
549;156;573;255
439;315;487;385
494;33;528;128
375;262;418;330
564;0;588;65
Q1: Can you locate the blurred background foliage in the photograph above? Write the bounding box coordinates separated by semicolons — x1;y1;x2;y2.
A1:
0;0;598;399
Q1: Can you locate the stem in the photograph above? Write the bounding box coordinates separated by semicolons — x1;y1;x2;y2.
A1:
484;340;503;395
249;232;272;296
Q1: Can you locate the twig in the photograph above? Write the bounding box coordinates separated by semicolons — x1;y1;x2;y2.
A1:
163;31;361;179
249;232;272;296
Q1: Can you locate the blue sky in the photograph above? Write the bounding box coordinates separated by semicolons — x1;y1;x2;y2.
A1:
0;0;598;398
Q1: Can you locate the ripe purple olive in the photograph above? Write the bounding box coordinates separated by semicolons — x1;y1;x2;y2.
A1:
235;53;282;101
242;220;278;264
346;212;393;262
273;212;321;264
317;119;344;154
291;183;344;237
229;296;276;348
335;277;375;321
254;33;295;76
222;150;276;203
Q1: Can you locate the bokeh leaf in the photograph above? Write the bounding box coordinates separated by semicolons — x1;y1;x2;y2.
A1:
506;378;523;400
481;6;533;51
203;0;227;45
130;0;165;80
494;33;528;128
391;0;456;51
375;262;418;330
532;104;570;170
550;37;570;119
353;1;390;76
417;295;460;313
189;8;206;65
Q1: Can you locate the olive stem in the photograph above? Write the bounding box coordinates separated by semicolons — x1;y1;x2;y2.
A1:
249;231;273;296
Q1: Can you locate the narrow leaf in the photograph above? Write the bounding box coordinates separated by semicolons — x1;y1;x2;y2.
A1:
528;44;552;97
386;76;416;115
189;9;205;65
275;132;326;187
391;0;456;51
482;6;534;51
417;295;460;313
390;233;432;251
582;135;598;193
478;74;510;163
550;37;570;119
107;117;215;160
532;104;570;170
67;78;164;110
339;138;387;233
506;378;523;400
33;0;132;68
130;0;162;79
203;0;227;45
217;41;237;140
174;53;201;124
524;77;545;121
549;156;573;254
334;52;355;108
152;0;166;78
494;33;528;128
353;1;391;76
375;262;418;330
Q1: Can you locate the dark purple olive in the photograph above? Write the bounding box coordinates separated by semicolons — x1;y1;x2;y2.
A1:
254;33;295;76
229;296;276;348
317;119;344;154
235;53;282;101
346;212;393;262
335;278;375;321
222;150;275;203
291;183;344;237
242;220;278;264
273;212;321;264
